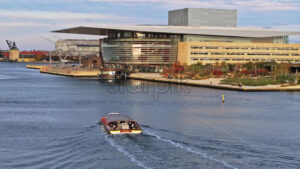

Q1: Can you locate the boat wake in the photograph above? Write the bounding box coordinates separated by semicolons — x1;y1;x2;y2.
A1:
104;135;152;169
0;74;18;80
143;129;238;169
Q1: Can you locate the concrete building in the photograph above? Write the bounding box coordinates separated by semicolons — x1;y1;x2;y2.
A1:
55;39;100;56
168;8;237;27
53;8;300;66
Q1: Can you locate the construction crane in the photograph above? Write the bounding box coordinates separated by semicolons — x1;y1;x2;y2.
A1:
6;40;18;50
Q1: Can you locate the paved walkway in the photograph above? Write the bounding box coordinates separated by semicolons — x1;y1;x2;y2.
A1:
130;73;300;91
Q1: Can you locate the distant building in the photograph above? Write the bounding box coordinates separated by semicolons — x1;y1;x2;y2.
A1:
9;49;20;61
18;54;36;62
0;50;9;58
0;50;4;58
54;8;300;67
55;39;100;57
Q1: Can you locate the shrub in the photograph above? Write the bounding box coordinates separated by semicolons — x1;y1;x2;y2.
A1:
241;69;249;75
212;70;223;76
276;75;296;84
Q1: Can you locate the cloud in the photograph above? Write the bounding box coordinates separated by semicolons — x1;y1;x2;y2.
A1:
271;24;300;43
89;0;300;11
0;22;51;28
0;0;299;50
272;24;300;31
1;0;299;11
0;10;132;21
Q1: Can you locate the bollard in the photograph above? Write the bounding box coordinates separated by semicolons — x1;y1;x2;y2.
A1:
222;94;225;103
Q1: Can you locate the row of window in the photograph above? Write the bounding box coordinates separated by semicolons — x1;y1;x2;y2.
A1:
190;46;300;51
190;52;300;56
108;32;179;39
190;57;296;62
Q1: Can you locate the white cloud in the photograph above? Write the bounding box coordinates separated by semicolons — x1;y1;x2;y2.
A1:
0;22;51;28
271;24;300;43
272;24;300;31
89;0;300;11
1;0;299;11
0;10;132;21
234;0;300;11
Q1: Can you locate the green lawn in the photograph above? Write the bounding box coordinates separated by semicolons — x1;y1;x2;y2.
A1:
221;76;299;86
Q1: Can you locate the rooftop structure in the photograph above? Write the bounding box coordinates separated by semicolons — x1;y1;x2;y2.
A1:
168;8;237;27
53;25;300;38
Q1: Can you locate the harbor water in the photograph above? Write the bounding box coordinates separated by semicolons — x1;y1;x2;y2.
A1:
0;62;300;169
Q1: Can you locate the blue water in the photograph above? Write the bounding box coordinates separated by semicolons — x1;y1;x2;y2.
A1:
0;62;299;169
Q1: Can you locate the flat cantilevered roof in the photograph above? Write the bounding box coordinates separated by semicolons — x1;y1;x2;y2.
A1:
53;25;300;38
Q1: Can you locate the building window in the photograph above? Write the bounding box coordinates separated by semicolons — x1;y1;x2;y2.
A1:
190;52;208;55
206;46;218;49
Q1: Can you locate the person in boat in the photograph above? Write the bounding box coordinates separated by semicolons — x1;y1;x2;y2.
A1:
128;121;134;129
108;122;118;130
129;121;137;129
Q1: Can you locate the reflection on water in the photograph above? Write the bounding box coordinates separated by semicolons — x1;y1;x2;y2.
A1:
0;62;300;169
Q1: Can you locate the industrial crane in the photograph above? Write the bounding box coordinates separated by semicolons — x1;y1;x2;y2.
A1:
6;40;19;50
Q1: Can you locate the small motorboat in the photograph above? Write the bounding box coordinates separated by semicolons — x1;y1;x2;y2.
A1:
98;68;127;80
100;113;142;135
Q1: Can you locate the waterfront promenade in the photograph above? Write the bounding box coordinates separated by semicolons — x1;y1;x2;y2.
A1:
130;73;300;92
39;65;100;77
26;65;300;91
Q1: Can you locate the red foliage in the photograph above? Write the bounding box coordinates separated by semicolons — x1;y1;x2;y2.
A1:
241;69;249;74
172;62;184;73
212;70;223;76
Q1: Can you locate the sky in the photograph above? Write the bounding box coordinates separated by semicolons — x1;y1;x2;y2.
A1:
0;0;300;50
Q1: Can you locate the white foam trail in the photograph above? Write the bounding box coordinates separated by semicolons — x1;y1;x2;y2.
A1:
144;130;238;169
104;135;152;169
0;74;18;80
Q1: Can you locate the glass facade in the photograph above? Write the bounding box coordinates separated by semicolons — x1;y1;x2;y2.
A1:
183;35;252;43
273;36;289;44
102;38;178;65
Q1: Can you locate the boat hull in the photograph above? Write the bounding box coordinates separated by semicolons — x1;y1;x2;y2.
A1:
102;124;142;135
109;129;142;135
100;113;142;135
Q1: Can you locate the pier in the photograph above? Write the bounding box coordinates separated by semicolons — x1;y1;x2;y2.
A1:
39;65;100;77
26;65;46;69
